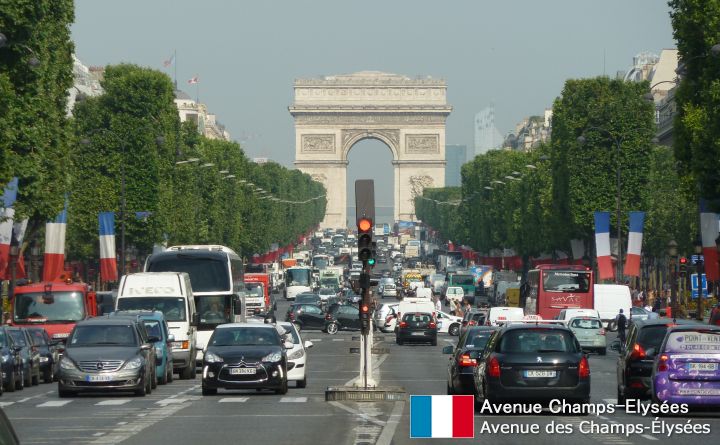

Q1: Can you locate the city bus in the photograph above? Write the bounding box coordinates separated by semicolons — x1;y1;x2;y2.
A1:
523;264;594;320
284;266;313;300
144;245;244;363
446;271;477;303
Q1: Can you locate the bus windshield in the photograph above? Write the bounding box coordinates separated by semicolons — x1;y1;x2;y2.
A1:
147;255;230;293
14;292;85;322
197;295;232;326
245;283;264;298
116;297;187;322
451;275;474;286
312;256;329;270
542;271;590;293
286;269;311;287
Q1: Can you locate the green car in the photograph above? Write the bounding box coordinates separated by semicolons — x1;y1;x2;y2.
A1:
567;316;606;355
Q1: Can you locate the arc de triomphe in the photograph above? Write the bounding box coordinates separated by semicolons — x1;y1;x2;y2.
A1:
289;71;452;229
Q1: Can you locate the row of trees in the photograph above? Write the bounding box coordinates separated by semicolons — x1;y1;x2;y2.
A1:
1;3;326;269
416;76;698;266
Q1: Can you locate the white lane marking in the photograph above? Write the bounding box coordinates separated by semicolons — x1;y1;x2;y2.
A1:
641;434;659;441
218;398;248;403
376;401;405;445
36;401;72;408
279;397;306;403
332;338;344;342
603;398;618;405
90;401;191;444
0;402;14;407
156;397;187;405
309;339;322;342
328;401;386;427
96;399;132;406
92;432;105;437
443;339;454;343
116;422;128;425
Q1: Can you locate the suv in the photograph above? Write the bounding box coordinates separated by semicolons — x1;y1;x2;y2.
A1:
612;318;699;402
58;317;155;397
113;311;174;386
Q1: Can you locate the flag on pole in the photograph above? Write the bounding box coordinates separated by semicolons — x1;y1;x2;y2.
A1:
701;212;719;281
99;212;118;282
187;76;199;84
162;54;175;67
43;203;68;282
9;219;28;279
410;395;474;438
623;211;645;277
595;211;614;281
0;178;18;278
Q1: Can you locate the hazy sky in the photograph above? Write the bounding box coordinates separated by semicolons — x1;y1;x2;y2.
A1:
72;0;675;212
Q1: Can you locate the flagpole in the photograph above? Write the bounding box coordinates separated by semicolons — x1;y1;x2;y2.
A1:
173;49;177;89
196;80;199;103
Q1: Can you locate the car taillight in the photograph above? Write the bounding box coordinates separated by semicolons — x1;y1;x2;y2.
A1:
579;356;590;378
459;354;477;367
487;357;501;377
657;354;669;372
468;320;477;326
325;314;332;320
288;312;295;320
630;343;646;360
399;321;408;328
599;328;606;336
429;322;437;329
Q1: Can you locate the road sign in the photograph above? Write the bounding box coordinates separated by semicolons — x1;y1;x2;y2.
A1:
691;254;704;265
691;273;709;299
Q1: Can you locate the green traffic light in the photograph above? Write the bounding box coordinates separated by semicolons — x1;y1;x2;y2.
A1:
368;258;376;266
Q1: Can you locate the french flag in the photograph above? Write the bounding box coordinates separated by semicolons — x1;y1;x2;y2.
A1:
594;211;614;281
43;204;67;282
0;178;18;279
623;211;645;277
99;212;118;281
700;212;719;281
410;395;474;439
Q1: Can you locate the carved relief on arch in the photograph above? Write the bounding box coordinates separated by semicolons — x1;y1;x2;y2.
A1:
310;173;327;185
341;129;400;159
408;175;434;204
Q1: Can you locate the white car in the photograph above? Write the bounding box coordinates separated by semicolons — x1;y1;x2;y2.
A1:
435;310;462;336
374;303;399;333
278;322;313;388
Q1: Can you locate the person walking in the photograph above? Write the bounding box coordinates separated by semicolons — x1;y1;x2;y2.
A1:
616;308;628;345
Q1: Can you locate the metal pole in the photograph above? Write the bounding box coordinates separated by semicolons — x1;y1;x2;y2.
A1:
696;259;704;321
119;144;126;279
616;139;622;284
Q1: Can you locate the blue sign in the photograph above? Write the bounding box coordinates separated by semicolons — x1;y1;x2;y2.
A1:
691;255;704;265
691;273;709;299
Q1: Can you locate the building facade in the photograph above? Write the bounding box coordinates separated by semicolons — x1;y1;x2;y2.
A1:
445;144;467;187
473;105;503;158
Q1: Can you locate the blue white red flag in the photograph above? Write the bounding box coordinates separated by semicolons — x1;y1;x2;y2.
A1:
99;212;117;281
0;178;18;278
594;211;614;281
701;212;719;281
623;211;645;277
163;54;175;67
43;202;68;281
410;395;473;438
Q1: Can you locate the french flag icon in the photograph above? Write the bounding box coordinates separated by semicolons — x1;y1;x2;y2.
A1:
410;395;474;438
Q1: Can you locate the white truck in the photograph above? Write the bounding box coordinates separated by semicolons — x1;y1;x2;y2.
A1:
594;284;631;330
405;240;421;259
396;298;436;324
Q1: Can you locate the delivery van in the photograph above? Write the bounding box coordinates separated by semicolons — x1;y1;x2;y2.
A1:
116;272;198;379
396;298;436;328
593;284;631;330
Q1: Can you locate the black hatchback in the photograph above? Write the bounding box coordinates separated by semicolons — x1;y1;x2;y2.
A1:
473;323;590;404
443;326;497;395
0;327;24;392
6;327;40;387
26;328;59;384
285;303;326;331
612;318;699;402
396;312;437;346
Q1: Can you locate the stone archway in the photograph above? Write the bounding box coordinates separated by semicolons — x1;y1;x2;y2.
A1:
289;71;452;228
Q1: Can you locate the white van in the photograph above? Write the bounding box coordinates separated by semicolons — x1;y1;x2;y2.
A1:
593;284;631;330
116;272;198;379
396;298;436;326
556;308;601;325
415;287;432;299
487;307;525;326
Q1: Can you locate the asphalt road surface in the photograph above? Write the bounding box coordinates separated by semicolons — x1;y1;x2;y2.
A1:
3;292;719;444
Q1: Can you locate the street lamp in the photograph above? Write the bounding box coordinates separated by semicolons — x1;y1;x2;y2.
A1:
175;157;199;165
694;238;705;321
0;32;40;68
675;44;720;76
668;240;678;317
201;163;215;168
81;130;164;279
578;128;624;283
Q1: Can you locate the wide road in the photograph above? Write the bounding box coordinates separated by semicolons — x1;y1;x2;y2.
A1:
4;294;719;444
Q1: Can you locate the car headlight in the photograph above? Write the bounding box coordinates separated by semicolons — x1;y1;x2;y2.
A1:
124;357;143;370
1;354;9;363
60;357;76;370
204;351;223;363
287;349;304;360
261;351;282;363
39;356;49;363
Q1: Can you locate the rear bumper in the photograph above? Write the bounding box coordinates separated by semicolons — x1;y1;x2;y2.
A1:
453;372;476;394
485;378;591;402
397;329;437;343
652;378;720;406
173;350;194;369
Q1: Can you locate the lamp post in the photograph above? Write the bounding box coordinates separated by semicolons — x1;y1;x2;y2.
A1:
81;130;164;279
578;129;624;283
694;238;705;321
668;240;678;317
0;32;40;68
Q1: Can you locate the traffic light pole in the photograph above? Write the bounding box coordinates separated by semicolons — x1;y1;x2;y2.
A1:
358;269;376;389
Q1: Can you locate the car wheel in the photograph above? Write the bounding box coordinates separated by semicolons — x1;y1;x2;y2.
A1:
24;368;32;388
275;379;288;395
151;370;158;389
5;369;15;392
202;386;217;396
134;380;147;397
448;324;460;336
326;322;339;335
58;386;73;398
297;377;307;388
145;374;152;395
431;338;437;347
447;383;454;395
180;364;195;380
32;369;39;386
159;367;168;385
167;366;173;384
617;385;626;405
17;369;25;390
43;366;54;384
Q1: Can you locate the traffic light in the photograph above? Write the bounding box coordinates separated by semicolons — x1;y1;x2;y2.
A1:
679;257;688;278
357;217;373;264
367;241;377;267
360;302;371;334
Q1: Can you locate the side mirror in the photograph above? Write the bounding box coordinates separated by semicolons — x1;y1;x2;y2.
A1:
141;344;151;351
167;334;175;343
442;345;453;354
304;340;314;349
191;313;200;327
609;340;620;352
284;340;294;349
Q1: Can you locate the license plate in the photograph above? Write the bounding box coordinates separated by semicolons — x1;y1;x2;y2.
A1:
677;388;720;395
85;374;114;382
411;332;426;336
229;368;256;375
171;342;185;349
524;370;556;378
687;362;718;372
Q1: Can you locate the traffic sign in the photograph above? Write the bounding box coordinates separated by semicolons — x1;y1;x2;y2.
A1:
691;254;704;265
691;273;709;299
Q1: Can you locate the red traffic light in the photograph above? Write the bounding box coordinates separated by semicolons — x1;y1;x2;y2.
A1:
357;218;372;233
680;257;687;264
361;304;369;313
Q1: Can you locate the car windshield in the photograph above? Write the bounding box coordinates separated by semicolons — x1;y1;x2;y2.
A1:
498;329;578;353
637;325;672;351
143;320;163;340
0;331;7;347
28;329;47;346
116;297;187;322
570;318;602;329
69;325;137;347
663;330;720;353
542;271;590;293
296;295;318;304
14;291;86;322
245;284;263;298
463;331;493;349
452;275;474;286
8;330;26;347
209;327;280;347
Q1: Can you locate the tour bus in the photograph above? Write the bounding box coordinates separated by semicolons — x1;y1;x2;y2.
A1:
523;264;595;320
144;245;245;363
446;271;477;302
284;266;314;300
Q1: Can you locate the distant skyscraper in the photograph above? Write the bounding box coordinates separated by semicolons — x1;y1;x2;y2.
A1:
473;105;503;159
445;145;467;187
